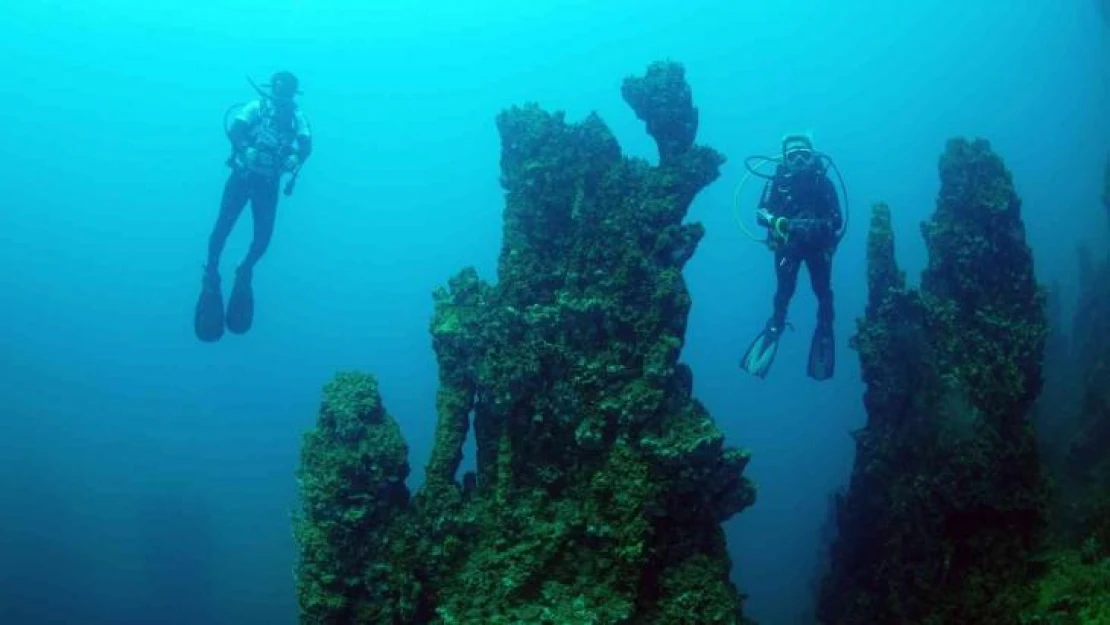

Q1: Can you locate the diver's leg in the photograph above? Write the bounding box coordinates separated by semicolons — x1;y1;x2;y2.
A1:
805;248;836;379
207;172;250;270
240;177;279;272
807;248;834;327
196;172;248;342
740;251;800;376
225;176;278;334
771;251;802;329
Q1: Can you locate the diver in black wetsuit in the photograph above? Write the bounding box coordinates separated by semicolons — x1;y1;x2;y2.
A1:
739;134;844;381
194;71;313;342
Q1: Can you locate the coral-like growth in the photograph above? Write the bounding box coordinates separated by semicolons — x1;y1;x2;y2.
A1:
921;138;1047;423
294;61;756;624
621;61;698;167
1023;549;1110;624
294;372;414;624
818;139;1048;625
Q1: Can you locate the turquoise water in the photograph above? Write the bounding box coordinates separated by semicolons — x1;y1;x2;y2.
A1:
0;2;1106;623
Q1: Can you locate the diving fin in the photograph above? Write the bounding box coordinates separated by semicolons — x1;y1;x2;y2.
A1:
194;267;225;343
740;322;784;379
225;266;254;335
807;323;835;381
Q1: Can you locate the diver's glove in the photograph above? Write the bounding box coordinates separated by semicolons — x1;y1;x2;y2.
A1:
756;208;790;235
283;154;300;172
770;216;790;240
756;208;775;227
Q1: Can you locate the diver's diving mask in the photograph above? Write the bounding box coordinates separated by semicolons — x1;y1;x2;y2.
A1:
782;135;817;173
265;71;301;106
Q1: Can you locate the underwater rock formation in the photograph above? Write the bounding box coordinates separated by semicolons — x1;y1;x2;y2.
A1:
1054;237;1110;555
817;139;1048;625
1020;157;1110;625
1024;257;1110;623
294;61;757;625
294;372;416;623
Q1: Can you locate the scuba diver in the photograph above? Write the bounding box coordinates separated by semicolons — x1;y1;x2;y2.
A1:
194;71;312;342
737;134;846;381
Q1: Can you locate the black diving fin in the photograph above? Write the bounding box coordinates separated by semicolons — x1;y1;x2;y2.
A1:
740;322;785;379
225;266;255;335
194;267;225;343
807;323;835;381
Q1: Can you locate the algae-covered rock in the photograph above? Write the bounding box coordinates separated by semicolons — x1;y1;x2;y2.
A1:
922;138;1047;422
294;372;413;624
621;61;698;167
294;61;756;624
818;139;1048;625
1023;550;1110;625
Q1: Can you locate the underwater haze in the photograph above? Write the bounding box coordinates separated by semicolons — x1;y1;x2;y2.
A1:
1;1;1107;624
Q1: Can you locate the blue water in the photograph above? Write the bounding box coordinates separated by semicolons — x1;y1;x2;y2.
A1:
1;2;1106;624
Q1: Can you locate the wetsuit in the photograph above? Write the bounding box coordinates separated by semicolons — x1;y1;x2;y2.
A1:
756;163;842;331
206;99;312;274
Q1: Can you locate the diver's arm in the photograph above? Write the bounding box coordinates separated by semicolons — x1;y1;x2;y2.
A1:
756;179;781;227
291;109;313;165
823;176;843;233
228;100;260;153
295;135;313;164
227;119;251;153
